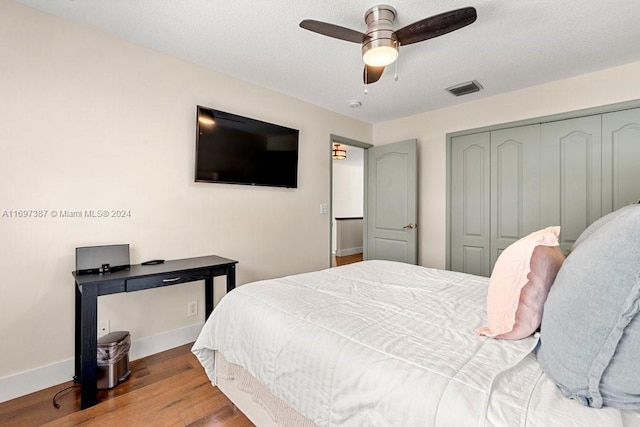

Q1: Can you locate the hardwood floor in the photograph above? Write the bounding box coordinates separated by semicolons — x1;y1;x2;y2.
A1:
0;343;253;427
333;252;363;267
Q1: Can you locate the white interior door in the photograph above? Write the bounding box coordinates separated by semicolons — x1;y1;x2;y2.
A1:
365;139;418;264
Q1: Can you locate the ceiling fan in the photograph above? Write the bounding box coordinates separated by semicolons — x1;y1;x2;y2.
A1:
299;5;477;84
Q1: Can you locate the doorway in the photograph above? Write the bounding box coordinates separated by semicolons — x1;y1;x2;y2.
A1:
330;135;372;267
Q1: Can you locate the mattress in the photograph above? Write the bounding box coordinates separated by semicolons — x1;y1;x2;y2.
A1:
192;260;640;426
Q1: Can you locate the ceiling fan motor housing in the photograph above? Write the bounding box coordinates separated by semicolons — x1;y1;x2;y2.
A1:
362;4;398;65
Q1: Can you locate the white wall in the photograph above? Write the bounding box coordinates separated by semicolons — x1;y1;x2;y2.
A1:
332;161;364;219
373;60;640;269
0;0;371;396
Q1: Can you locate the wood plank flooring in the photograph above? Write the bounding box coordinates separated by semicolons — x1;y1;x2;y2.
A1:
333;253;363;267
0;343;253;427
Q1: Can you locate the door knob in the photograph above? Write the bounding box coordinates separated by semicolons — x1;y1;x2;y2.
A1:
403;223;416;229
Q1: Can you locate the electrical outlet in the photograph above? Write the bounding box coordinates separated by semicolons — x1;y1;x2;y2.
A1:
187;301;198;317
98;319;110;336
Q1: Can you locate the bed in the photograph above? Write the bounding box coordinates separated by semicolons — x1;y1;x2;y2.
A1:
192;205;640;426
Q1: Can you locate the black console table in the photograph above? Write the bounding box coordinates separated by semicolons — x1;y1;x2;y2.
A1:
73;255;238;409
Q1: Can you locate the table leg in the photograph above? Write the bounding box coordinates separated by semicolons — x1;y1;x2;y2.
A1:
74;284;81;382
80;285;99;409
205;277;214;319
226;264;236;293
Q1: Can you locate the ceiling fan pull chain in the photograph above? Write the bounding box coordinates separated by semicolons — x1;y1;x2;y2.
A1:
394;42;400;81
364;67;368;94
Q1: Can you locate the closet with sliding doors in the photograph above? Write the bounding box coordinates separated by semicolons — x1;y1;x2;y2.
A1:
448;104;640;277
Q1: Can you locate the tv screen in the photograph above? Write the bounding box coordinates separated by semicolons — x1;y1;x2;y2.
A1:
195;106;299;188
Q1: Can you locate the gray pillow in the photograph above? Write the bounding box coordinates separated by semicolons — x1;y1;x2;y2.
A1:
537;203;640;409
571;200;640;252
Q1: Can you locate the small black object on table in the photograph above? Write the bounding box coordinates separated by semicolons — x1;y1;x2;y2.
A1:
141;259;164;265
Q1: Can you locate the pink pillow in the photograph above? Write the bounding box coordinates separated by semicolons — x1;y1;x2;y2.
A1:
475;226;564;340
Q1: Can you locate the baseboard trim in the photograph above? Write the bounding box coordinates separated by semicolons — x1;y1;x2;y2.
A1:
0;323;204;404
336;247;363;257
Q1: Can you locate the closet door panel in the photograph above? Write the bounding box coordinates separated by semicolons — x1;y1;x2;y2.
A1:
603;108;640;211
450;133;491;276
490;125;541;270
540;116;601;252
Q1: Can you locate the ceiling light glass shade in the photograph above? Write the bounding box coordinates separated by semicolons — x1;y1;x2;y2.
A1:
332;143;347;160
363;45;398;67
362;35;398;67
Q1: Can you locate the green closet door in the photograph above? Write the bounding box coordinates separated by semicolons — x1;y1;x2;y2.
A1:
450;132;491;276
540;115;602;253
489;125;542;269
602;107;640;211
450;105;640;275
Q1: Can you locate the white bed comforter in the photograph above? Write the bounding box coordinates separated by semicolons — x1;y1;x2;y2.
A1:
192;260;640;426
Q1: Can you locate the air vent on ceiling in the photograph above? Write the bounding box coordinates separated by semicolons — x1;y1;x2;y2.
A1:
446;80;483;97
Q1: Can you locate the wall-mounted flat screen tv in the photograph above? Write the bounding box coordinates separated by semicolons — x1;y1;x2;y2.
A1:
195;106;299;188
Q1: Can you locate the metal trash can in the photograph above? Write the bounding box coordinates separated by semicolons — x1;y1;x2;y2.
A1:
97;330;131;389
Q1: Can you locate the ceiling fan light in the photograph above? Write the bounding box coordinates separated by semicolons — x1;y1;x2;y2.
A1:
362;5;398;67
362;45;398;67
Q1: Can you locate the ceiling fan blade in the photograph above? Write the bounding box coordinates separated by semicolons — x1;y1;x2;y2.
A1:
299;19;369;43
363;65;385;84
395;7;477;46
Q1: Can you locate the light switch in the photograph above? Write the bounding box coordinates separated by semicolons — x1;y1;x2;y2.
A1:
320;204;328;214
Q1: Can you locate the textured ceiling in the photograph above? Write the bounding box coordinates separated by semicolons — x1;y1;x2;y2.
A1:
13;0;640;123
